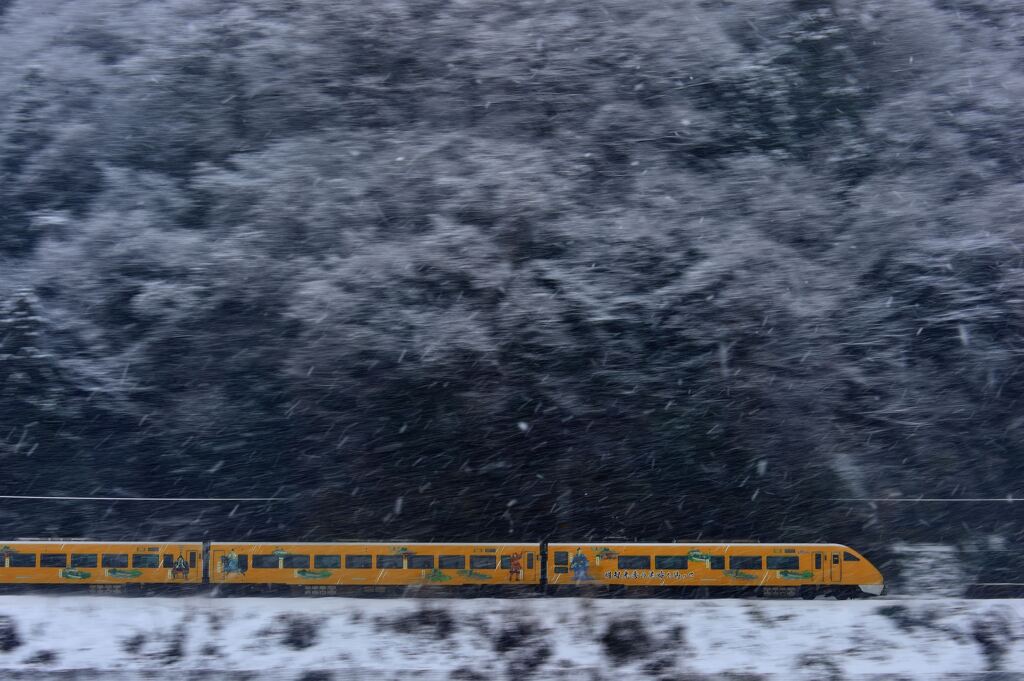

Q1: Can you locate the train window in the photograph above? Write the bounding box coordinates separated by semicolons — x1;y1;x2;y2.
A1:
815;554;822;569
554;551;568;566
832;553;840;565
527;553;535;569
71;554;98;568
500;556;510;569
709;556;725;570
843;552;860;562
554;567;568;574
618;556;651;570
469;555;497;570
102;554;129;568
438;555;464;570
315;555;342;569
345;555;372;569
163;554;174;568
377;555;403;569
282;555;310;569
729;556;762;570
407;555;434;569
132;554;160;568
189;552;197;568
40;554;67;568
252;555;279;569
766;556;799;570
8;554;36;568
655;555;688;570
236;555;249;572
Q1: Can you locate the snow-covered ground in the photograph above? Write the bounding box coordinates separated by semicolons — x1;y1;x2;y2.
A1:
1;595;1021;679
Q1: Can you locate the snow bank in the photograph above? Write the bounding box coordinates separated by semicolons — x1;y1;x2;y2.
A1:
0;595;1021;679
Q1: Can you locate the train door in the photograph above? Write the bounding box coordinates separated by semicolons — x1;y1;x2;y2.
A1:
211;549;224;581
830;551;842;582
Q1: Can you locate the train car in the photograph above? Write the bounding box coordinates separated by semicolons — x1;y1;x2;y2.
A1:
208;541;542;591
0;540;203;587
545;542;884;598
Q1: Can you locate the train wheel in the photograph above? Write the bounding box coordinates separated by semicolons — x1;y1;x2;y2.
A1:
799;587;817;600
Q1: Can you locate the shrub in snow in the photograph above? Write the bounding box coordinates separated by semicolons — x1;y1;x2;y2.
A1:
0;616;22;653
120;633;147;655
23;649;57;665
280;614;320;651
971;607;1020;672
600;618;651;663
296;672;334;681
495;619;535;653
159;626;186;664
493;616;551;678
380;606;456;641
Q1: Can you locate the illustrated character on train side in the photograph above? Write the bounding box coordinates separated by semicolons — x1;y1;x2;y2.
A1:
507;552;523;582
171;554;189;580
570;548;590;582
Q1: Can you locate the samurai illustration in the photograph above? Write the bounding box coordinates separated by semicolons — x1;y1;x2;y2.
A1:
221;549;243;574
570;547;590;582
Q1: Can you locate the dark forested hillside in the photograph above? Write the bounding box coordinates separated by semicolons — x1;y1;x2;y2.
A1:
1;0;1021;580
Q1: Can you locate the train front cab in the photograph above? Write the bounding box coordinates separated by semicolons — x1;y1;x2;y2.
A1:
816;545;885;599
544;542;884;599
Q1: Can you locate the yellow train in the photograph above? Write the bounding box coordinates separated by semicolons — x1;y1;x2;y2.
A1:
0;539;884;599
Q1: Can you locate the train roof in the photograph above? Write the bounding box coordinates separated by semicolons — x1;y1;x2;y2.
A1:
208;541;541;546
2;540;855;548
547;542;850;548
2;540;202;545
